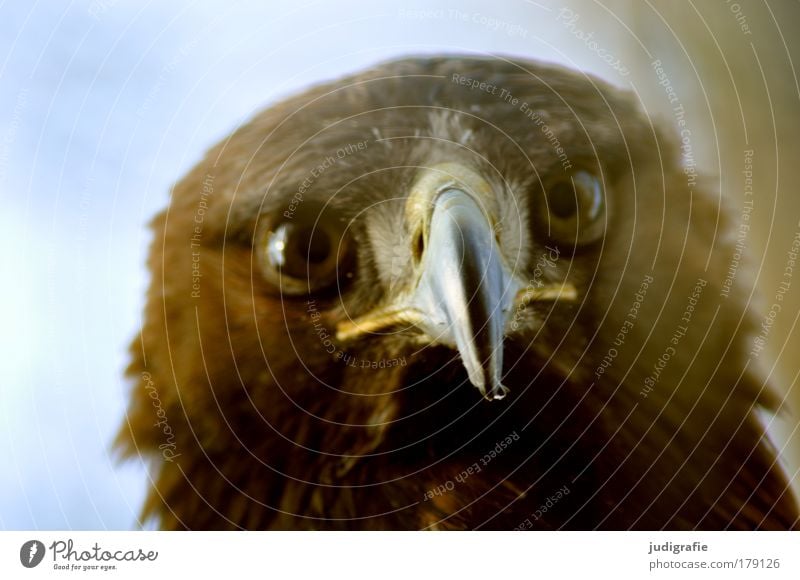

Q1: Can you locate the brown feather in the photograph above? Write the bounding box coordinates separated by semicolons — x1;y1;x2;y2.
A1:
117;55;799;530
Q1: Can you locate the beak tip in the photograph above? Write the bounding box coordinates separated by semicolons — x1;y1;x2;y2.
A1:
471;376;510;402
486;382;510;402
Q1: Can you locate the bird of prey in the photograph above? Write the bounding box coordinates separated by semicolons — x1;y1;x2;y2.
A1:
118;55;799;530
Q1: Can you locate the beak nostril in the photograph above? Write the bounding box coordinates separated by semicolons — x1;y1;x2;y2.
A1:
412;230;425;263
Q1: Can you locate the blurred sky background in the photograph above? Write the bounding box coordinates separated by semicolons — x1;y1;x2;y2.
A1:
1;0;799;529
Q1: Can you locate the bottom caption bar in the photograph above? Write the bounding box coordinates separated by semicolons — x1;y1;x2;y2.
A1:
1;532;797;578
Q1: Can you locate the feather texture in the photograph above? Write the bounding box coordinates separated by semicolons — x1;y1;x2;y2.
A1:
117;56;798;530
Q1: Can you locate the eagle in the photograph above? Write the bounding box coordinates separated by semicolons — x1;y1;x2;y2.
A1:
118;55;799;530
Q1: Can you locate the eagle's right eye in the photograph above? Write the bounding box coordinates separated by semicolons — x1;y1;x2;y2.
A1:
541;170;607;247
261;218;354;295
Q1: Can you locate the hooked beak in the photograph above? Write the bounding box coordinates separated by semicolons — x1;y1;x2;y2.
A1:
410;186;516;400
336;163;576;400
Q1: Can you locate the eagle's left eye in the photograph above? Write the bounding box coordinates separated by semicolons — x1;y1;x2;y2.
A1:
261;219;353;295
541;170;607;246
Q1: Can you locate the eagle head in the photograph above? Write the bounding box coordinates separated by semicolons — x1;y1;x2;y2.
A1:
119;56;798;530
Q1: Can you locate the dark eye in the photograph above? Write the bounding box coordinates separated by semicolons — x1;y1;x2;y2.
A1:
261;219;354;295
541;170;606;246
